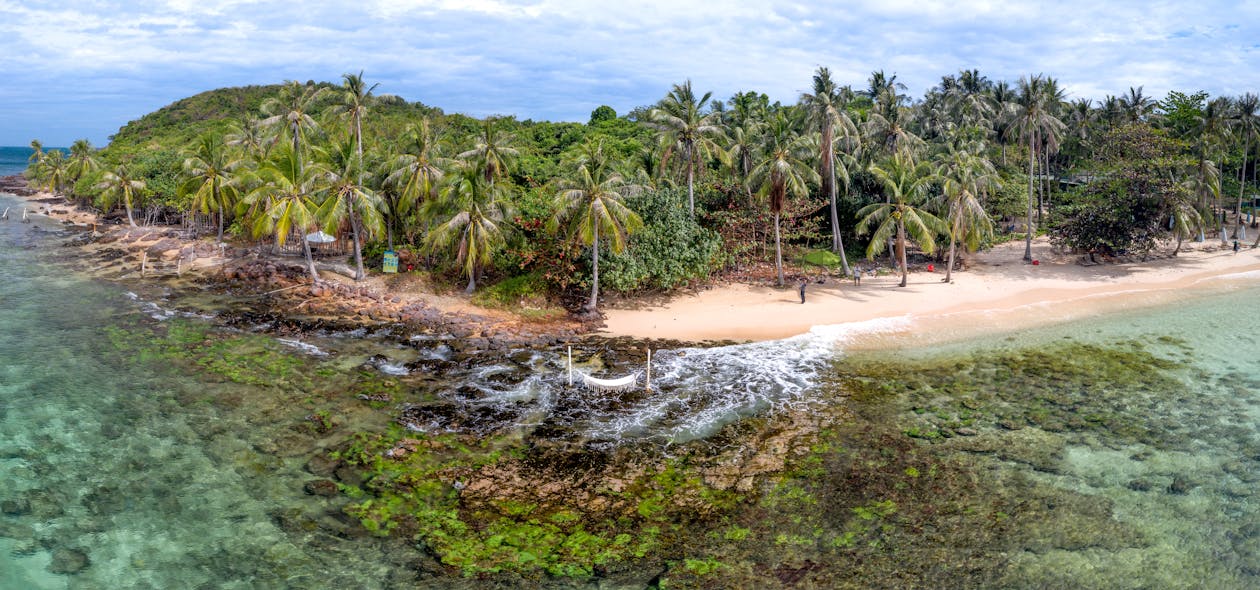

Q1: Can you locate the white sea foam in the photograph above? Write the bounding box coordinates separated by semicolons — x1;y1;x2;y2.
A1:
276;338;329;357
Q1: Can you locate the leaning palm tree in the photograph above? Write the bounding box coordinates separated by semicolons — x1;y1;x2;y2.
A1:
748;111;819;287
458;118;519;184
858;153;947;287
180;134;241;242
934;146;997;283
240;146;324;280
649;80;728;215
801;66;859;273
95;164;146;227
260;81;328;161
424;163;512;293
35;150;68;193
27;139;44;164
317;140;385;280
552;140;643;312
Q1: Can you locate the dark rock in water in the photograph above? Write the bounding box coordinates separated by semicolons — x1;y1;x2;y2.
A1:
305;453;339;477
1127;479;1153;492
954;427;978;436
333;464;364;488
1168;475;1196;495
48;547;91;574
1;497;31;516
0;520;35;541
304;479;340;497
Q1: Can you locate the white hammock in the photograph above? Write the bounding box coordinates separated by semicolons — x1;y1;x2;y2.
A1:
578;371;640;392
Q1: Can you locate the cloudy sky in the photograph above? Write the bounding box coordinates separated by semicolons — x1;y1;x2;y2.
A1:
1;0;1257;146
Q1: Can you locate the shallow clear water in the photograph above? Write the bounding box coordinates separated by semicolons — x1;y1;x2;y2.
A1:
3;185;1259;587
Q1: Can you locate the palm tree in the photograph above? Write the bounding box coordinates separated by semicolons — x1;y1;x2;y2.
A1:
260;81;328;160
424;163;512;293
934;146;997;282
95;164;146;227
318;140;386;280
748;111;819;287
1011;74;1065;261
179;134;241;242
66;139;101;191
385;119;447;249
332;71;380;164
27;140;44;163
552;140;643;311
989;81;1017;166
35;150;68;193
801;66;859;273
725;121;760;205
458;118;519;184
1120;86;1156;123
649;80;727;215
226;116;273;159
241;146;324;280
858;153;947;287
1231;93;1259;239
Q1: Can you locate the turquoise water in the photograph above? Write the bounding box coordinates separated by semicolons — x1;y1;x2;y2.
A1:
2;183;1259;587
0;146;38;176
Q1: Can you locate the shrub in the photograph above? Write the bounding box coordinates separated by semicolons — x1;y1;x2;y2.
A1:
602;188;727;292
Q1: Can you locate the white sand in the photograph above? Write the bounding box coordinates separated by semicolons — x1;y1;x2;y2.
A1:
600;237;1260;344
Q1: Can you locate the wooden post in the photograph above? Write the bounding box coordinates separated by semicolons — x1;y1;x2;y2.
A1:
176;258;182;276
645;347;652;392
567;346;573;387
140;252;147;277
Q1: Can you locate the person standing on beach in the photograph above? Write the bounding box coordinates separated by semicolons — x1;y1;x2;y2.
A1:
1234;240;1241;254
798;278;808;304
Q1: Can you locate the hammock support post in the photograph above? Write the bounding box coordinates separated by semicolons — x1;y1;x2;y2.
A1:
567;346;573;387
646;347;651;393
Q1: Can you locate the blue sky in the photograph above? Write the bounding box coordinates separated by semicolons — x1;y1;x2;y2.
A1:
1;0;1257;146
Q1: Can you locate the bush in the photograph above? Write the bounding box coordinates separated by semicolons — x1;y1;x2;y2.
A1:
602;188;727;292
472;272;549;308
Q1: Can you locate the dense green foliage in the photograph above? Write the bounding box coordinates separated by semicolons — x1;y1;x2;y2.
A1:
24;70;1260;305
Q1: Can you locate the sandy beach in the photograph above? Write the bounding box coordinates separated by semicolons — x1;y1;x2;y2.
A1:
601;237;1260;344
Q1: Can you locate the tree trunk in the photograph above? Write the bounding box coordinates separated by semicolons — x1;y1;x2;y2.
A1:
125;199;137;228
896;220;908;287
216;208;225;243
1236;137;1249;238
773;210;784;287
1024;134;1035;261
1174;233;1183;255
350;211;366;281
587;223;600;311
685;142;695;216
301;233;319;281
464;267;476;294
945;215;958;283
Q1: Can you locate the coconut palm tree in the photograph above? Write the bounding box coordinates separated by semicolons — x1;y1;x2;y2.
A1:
1120;86;1156;123
226;116;273;159
424;163;512;293
989;81;1017;166
1011;74;1065;261
27;139;44;163
552;140;643;311
180;134;241;242
748;111;819;286
34;150;68;193
241;146;324;280
66;139;100;189
801;66;859;273
1231;93;1259;239
385;119;447;249
260;81;328;161
95;164;146;227
318;140;385;280
934;146;997;282
649;80;727;215
858;153;947;287
458;118;519;184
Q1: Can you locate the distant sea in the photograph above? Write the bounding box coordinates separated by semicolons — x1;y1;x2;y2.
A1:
0;146;37;178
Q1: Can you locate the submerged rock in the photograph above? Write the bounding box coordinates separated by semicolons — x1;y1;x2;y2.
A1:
47;547;91;575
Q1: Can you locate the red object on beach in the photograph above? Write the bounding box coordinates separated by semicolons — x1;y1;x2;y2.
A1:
927;264;935;272
1032;260;1040;265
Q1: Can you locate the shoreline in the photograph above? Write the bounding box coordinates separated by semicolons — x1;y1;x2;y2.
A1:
600;236;1260;345
7;177;1260;350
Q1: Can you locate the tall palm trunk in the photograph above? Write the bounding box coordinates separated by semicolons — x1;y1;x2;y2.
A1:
464;265;476;294
587;223;600;311
214;185;225;242
945;206;959;283
124;200;137;227
773;210;784;287
823;135;852;277
684;142;695;215
217;209;225;242
896;219;908;287
1236;136;1250;238
1024;134;1036;261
